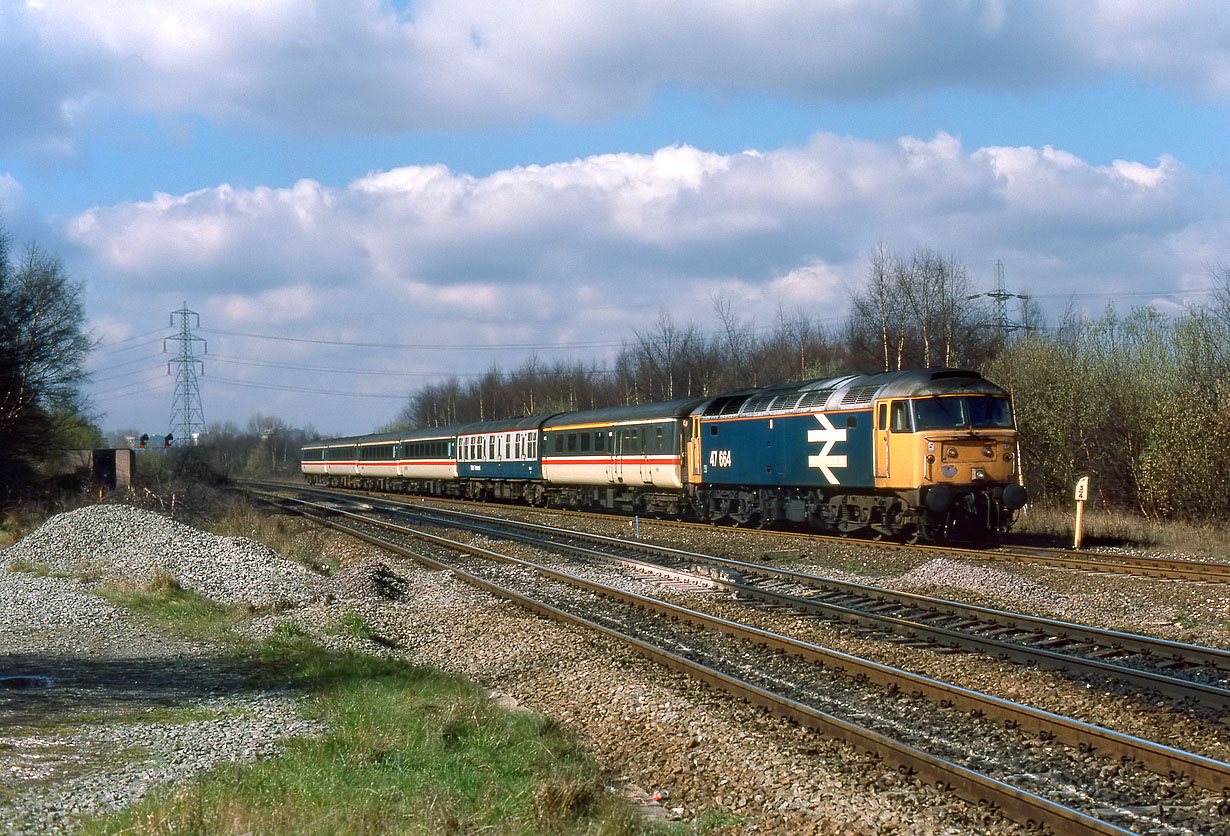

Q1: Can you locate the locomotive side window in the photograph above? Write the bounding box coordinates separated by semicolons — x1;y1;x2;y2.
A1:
877;404;887;431
890;402;912;432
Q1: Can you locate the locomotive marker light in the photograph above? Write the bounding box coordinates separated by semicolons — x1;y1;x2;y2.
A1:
807;413;848;485
1073;476;1090;549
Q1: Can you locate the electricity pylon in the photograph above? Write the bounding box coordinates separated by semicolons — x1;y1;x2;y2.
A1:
968;260;1030;334
164;304;207;444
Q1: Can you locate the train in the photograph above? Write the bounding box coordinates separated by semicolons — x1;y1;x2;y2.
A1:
300;368;1028;541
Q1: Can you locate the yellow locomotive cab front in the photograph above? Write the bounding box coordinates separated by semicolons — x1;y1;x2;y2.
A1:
874;392;1026;535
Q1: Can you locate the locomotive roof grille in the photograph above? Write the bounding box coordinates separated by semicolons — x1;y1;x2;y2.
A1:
792;388;835;411
719;396;749;416
740;394;779;415
840;384;881;406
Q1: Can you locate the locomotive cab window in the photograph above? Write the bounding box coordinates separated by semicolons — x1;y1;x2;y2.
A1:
912;396;1015;431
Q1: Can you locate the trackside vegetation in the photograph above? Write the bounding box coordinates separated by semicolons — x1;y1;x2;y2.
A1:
80;581;671;836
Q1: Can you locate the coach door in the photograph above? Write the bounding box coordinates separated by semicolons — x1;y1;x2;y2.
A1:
609;428;625;483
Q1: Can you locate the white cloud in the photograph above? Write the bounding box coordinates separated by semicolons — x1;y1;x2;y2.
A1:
58;130;1227;431
3;0;1229;149
66;132;1221;335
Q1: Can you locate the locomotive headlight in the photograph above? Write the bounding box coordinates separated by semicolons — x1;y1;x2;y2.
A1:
944;446;958;459
971;467;987;480
981;444;994;458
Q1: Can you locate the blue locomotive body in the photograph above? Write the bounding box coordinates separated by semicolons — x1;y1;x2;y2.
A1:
698;408;875;489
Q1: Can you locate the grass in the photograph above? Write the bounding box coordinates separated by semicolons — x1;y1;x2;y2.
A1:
95;572;244;643
329;610;377;641
5;557;51;576
76;579;669;836
1012;503;1230;557
212;501;338;574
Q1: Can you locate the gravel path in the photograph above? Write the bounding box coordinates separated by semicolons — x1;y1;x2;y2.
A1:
0;506;326;835
3;502;1227;835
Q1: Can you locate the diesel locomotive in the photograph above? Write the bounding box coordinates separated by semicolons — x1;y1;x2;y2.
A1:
300;368;1027;541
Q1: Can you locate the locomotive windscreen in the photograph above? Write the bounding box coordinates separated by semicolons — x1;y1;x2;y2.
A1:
911;396;1014;430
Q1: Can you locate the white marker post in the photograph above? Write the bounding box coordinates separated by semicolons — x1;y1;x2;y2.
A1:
1073;476;1090;549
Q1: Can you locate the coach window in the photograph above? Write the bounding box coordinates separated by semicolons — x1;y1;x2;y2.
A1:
594;431;605;452
622;428;640;454
567;433;577;452
554;434;563;453
653;426;665;453
580;432;591;452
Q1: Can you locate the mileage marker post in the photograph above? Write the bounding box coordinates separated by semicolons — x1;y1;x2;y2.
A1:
1073;476;1090;549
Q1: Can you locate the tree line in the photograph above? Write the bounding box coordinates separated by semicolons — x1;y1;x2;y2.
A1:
398;248;1230;521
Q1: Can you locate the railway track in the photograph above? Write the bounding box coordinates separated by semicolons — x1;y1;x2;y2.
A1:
260;484;1230;714
262;479;1230;585
248;485;1230;835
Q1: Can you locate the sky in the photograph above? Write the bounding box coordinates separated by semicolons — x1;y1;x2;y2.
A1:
1;1;1228;438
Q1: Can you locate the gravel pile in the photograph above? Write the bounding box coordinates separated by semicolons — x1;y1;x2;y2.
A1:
3;505;321;610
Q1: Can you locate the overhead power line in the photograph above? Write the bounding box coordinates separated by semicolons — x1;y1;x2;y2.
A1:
201;328;629;351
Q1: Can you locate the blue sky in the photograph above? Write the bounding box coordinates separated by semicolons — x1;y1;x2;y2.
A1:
1;1;1228;437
